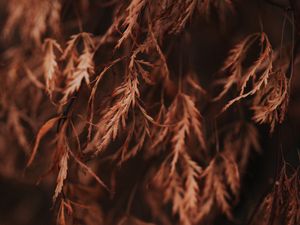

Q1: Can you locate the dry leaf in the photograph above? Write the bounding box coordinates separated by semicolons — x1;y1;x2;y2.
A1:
27;117;59;167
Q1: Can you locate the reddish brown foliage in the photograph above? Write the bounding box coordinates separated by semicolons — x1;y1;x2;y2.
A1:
0;0;299;225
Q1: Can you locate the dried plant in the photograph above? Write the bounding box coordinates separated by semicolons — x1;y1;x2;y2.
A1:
215;33;273;110
3;0;61;45
252;160;300;225
43;38;62;98
90;72;152;155
252;69;289;132
0;0;299;225
196;152;240;222
60;33;95;103
215;32;290;132
150;91;206;225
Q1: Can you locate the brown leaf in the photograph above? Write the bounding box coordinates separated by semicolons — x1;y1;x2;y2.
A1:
53;150;69;202
26;117;59;167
